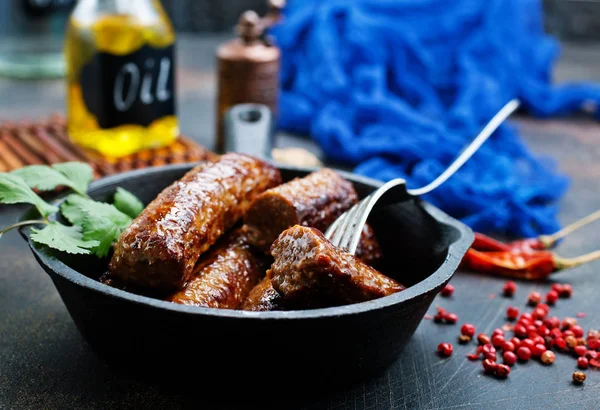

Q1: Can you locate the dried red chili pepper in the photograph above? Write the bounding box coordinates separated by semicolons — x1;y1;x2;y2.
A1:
472;209;600;253
462;248;600;280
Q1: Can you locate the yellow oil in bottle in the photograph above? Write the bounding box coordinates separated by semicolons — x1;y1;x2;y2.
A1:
65;1;178;158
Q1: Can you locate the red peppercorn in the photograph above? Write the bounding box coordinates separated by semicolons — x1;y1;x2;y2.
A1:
482;358;497;373
492;335;505;348
510;337;521;348
590;358;600;368
506;306;519;320
532;335;545;346
495;364;511;378
537;303;550;313
544;316;560;329
577;357;589;369
514;324;527;338
565;336;578;349
437;342;453;357
503;351;517;366
521;339;535;350
441;284;454;297
562;317;577;330
502;281;516;297
517;346;532;361
545;290;558;305
550;328;562;339
537;326;550;338
576;338;586;346
555;338;567;350
520;313;533;321
560;284;573;298
484;352;497;361
517;346;531;362
532;319;543;328
482;343;496;355
563;329;575;338
585;350;597;360
528;292;542;306
445;313;458;324
574;345;587;357
467;353;480;361
545;337;555;349
502;341;515;352
526;325;537;335
551;283;563;294
571;325;584;338
492;329;504;337
532;308;547;320
588;338;600;350
477;334;491;345
541;350;555;365
461;323;476;337
532;343;547;357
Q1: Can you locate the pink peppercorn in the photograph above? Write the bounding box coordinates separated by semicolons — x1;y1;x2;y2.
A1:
514;324;527;338
495;364;511;378
492;335;505;348
541;350;555;365
482;358;497;373
445;313;458;324
503;351;517;366
502;341;515;352
506;306;519;320
571;325;584;338
502;281;516;297
545;291;558;305
437;342;453;357
577;357;589;369
574;345;587;357
510;337;521;348
528;292;542;306
560;284;573;298
532;343;547;357
461;323;476;337
517;346;532;361
441;284;454;297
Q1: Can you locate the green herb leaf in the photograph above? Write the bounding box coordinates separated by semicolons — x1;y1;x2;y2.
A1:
59;195;132;257
113;187;144;219
12;165;77;193
30;222;99;254
60;194;89;225
52;162;94;195
0;173;58;217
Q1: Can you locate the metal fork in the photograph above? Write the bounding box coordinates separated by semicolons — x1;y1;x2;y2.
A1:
324;98;521;254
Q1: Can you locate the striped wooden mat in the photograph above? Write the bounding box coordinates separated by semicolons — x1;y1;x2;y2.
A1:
0;114;216;177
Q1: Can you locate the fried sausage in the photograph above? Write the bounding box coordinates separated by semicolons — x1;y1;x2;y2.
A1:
268;226;404;309
167;229;263;309
108;153;281;292
244;168;358;251
242;224;383;311
240;277;282;311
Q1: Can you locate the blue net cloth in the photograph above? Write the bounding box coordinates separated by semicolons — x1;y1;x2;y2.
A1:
271;0;600;237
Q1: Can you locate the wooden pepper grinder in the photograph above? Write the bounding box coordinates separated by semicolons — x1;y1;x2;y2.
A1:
215;0;285;153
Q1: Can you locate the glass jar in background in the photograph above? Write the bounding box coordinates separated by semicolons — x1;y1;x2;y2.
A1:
0;0;74;78
65;0;178;158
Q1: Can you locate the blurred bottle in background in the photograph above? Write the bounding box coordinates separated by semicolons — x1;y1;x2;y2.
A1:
0;0;74;78
65;0;178;158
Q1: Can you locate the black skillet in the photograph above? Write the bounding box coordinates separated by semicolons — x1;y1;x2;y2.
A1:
19;105;473;387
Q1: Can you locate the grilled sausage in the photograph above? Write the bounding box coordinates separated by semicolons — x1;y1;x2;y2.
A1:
267;225;404;309
242;224;384;311
244;168;358;251
108;153;281;292
167;229;263;309
241;277;282;311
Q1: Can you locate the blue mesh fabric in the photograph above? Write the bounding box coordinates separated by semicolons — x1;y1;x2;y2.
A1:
272;0;600;237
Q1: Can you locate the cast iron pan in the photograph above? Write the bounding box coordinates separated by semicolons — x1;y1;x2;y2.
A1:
19;163;473;389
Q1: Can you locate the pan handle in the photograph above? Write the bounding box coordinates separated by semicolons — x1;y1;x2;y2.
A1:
223;104;274;159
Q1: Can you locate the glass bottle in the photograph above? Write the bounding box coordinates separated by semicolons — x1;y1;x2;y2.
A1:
65;0;178;158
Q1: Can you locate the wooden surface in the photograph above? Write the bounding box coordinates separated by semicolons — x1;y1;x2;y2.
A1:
1;35;599;410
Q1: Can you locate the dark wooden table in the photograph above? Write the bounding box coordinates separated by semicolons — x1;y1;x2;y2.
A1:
1;35;599;410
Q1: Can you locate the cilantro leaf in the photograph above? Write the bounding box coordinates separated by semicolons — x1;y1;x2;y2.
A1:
0;173;58;217
60;194;89;225
12;165;77;193
113;187;144;218
58;195;132;257
52;162;94;195
30;222;99;254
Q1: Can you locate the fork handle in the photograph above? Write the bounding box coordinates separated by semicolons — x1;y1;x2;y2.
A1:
407;99;520;196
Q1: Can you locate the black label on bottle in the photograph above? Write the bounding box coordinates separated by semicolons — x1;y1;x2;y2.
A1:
22;0;75;17
80;44;176;129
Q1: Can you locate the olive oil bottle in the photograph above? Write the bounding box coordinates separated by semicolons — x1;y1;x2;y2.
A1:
65;0;178;158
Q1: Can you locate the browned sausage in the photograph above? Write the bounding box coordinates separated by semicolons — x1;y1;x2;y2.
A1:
108;153;281;292
244;168;358;251
240;277;282;311
167;229;263;309
267;225;404;309
242;224;383;311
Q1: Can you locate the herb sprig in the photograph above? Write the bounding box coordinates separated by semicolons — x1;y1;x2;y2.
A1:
0;162;143;257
